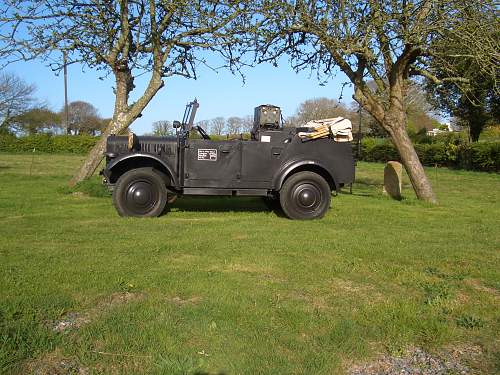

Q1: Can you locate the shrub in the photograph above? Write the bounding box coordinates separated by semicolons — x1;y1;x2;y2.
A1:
457;142;500;172
359;137;500;172
0;134;98;154
2;134;498;172
58;177;110;198
414;143;449;166
479;125;500;141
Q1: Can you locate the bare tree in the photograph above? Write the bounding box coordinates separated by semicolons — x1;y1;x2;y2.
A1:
227;116;243;134
241;115;254;133
359;81;438;134
295;98;354;124
0;1;258;185
152;120;174;137
195;120;211;132
257;0;498;203
209;116;226;135
0;72;36;133
65;101;102;136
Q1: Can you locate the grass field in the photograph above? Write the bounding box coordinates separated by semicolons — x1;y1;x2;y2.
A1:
0;153;499;374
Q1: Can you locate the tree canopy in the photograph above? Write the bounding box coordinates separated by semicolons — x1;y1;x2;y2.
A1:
0;72;37;133
425;4;499;141
65;101;103;136
255;0;498;203
0;0;259;184
9;108;61;135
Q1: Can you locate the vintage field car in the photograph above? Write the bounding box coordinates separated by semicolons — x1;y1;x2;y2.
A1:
101;100;355;219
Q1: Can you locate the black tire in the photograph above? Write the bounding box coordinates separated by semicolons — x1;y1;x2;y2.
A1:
279;171;331;220
112;168;168;217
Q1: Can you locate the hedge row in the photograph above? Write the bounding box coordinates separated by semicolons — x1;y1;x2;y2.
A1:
0;134;99;153
359;138;500;172
1;134;498;172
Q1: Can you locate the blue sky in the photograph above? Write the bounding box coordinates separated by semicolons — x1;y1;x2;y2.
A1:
7;57;354;135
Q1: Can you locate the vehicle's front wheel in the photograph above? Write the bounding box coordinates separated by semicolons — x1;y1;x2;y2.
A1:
279;171;331;220
113;168;168;217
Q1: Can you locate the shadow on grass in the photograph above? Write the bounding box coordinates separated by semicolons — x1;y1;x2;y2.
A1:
355;177;383;187
167;196;284;216
342;177;389;198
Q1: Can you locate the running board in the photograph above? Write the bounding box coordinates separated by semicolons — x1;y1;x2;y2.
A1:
183;188;268;196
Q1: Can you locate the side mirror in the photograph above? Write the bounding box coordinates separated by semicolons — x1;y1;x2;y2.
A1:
173;121;181;129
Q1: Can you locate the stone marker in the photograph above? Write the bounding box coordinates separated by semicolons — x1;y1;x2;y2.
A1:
383;161;403;200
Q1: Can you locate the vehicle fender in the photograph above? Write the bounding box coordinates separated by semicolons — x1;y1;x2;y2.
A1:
273;159;337;191
105;153;178;186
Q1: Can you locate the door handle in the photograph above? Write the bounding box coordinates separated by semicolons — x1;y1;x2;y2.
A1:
273;151;281;155
221;150;230;153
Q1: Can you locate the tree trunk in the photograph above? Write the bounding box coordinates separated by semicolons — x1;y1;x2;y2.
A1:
386;120;438;204
68;67;164;186
68;66;132;187
355;75;438;204
68;117;126;186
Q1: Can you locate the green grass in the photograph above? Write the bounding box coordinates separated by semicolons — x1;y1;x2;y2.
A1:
0;153;499;374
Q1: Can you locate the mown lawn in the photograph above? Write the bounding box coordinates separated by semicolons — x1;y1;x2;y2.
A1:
0;153;499;374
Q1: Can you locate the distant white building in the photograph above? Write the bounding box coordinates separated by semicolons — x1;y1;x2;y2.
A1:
426;122;462;136
426;128;447;136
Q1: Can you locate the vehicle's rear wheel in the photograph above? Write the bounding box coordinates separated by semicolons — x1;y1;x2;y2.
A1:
279;171;331;220
113;168;168;217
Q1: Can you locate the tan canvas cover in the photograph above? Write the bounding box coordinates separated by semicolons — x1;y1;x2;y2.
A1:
298;117;353;142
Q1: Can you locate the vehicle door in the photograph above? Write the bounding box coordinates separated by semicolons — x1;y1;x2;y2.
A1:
240;131;287;188
183;139;241;188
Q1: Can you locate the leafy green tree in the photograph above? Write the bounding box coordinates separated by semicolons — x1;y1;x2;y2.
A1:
425;4;499;142
9;108;61;135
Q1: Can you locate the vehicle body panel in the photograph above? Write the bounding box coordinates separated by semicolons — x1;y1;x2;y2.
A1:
102;100;355;198
103;130;355;195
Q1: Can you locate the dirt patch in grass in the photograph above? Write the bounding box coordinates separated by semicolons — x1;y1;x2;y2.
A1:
330;278;374;293
169;254;200;264
232;234;249;240
225;262;271;274
169;296;202;306
217;262;286;283
52;292;145;333
23;349;89;375
348;345;483;375
465;279;499;298
71;191;88;199
288;290;331;311
329;278;384;304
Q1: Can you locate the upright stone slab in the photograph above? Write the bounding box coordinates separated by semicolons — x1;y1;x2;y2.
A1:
383;161;403;200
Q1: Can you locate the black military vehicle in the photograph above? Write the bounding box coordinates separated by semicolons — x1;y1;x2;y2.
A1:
101;100;355;220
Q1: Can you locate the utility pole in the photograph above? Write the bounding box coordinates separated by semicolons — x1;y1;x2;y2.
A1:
63;51;69;134
357;104;362;160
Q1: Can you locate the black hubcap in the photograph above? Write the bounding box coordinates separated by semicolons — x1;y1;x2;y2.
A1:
125;179;158;215
292;183;321;211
